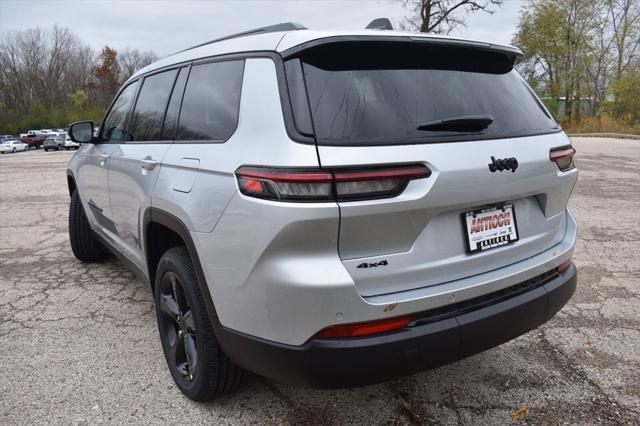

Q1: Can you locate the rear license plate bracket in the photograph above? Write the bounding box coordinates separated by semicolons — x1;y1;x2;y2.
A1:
462;203;519;253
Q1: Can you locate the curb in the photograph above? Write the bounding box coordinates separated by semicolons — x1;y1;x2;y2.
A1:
568;133;639;140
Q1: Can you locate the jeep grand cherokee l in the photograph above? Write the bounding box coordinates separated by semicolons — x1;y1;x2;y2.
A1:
66;22;578;401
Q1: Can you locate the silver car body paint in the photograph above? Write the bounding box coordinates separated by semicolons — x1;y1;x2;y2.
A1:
68;29;578;346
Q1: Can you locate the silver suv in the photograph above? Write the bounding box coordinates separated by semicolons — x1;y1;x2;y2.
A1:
67;22;578;401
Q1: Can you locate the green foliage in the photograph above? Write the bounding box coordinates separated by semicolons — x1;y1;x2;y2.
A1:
541;98;561;119
513;0;639;128
608;73;640;124
1;26;156;135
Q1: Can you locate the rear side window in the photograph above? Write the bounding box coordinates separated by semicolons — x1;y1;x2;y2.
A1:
102;80;140;142
176;60;244;141
288;42;558;145
130;69;179;141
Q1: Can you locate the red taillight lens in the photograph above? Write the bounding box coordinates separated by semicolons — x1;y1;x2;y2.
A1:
314;315;412;339
235;164;430;202
557;259;573;273
236;167;334;201
550;146;576;171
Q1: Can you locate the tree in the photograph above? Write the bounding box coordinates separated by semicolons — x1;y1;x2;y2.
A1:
609;72;640;124
118;48;158;82
0;27;158;133
608;0;640;80
398;0;504;34
513;0;600;120
93;46;121;107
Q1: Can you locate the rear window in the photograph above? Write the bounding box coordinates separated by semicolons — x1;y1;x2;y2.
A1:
286;41;558;145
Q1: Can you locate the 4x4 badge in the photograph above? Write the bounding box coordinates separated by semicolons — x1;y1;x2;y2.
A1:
357;260;388;269
488;156;518;173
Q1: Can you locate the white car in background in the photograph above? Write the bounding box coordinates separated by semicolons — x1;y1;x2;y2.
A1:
0;139;28;153
63;133;79;150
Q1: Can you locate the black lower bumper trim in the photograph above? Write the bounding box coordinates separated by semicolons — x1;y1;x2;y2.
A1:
214;265;577;389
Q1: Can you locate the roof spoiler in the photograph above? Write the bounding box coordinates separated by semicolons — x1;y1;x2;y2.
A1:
366;18;393;30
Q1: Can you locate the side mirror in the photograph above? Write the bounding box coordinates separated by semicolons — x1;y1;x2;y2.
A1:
69;121;95;143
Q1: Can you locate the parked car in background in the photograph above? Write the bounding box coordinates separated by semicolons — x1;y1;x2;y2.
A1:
21;132;46;149
0;139;28;153
0;134;14;141
63;133;79;150
43;134;65;151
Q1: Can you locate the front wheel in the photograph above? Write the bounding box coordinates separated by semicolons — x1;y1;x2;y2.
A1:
154;246;246;401
69;190;106;262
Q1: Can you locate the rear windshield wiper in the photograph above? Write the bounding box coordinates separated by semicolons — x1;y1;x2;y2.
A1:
417;115;494;132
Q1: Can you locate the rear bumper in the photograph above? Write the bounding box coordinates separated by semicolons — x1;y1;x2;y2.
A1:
214;264;576;388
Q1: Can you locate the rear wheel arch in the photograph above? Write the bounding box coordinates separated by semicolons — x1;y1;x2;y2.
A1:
143;208;219;320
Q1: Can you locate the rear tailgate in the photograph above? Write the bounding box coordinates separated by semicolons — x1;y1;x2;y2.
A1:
318;133;576;296
284;39;578;297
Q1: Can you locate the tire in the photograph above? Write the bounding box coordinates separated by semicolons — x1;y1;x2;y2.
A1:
56;146;60;151
69;190;106;262
11;148;15;153
154;246;246;401
44;148;48;152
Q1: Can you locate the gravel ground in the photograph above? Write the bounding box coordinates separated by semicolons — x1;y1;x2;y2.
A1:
0;137;638;425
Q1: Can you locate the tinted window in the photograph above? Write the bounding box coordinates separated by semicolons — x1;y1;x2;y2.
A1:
130;69;178;141
284;59;313;136
176;60;244;141
161;67;188;140
102;81;140;142
293;42;557;144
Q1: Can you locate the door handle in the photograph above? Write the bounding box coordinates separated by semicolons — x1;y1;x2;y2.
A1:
140;157;158;171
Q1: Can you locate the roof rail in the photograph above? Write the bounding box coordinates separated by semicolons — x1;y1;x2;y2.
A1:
365;18;393;30
174;22;307;55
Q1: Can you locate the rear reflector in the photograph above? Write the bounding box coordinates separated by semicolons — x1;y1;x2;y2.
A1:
236;164;430;202
314;315;412;339
550;146;576;171
557;259;573;273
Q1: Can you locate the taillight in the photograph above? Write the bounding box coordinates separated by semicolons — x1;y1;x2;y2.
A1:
550;146;576;171
314;315;412;339
235;164;430;202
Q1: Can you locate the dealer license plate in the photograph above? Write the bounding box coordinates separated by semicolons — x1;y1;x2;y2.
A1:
463;204;519;253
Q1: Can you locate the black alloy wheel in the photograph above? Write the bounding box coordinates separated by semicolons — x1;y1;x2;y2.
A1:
154;246;246;400
157;270;199;384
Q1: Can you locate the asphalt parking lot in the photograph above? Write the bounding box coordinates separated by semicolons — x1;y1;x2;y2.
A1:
1;137;638;424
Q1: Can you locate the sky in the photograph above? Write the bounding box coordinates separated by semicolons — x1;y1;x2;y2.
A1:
0;0;526;57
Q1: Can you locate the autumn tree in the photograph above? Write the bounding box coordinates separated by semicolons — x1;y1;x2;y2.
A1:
93;46;121;107
0;27;159;134
397;0;504;34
